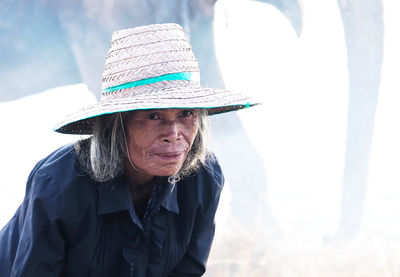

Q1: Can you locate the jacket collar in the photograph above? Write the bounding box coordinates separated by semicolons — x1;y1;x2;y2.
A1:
97;176;132;215
160;179;179;214
97;176;180;215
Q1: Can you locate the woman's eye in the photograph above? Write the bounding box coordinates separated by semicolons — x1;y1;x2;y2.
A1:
147;113;160;120
180;110;194;118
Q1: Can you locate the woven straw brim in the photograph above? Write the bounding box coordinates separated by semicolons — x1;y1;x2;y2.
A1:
54;85;258;134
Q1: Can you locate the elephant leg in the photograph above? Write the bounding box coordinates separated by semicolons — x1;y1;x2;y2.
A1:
334;0;383;241
189;0;276;227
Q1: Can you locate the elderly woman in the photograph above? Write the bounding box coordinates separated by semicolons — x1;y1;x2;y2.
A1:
0;23;255;276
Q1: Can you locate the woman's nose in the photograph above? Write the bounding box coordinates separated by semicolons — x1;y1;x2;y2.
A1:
161;121;181;143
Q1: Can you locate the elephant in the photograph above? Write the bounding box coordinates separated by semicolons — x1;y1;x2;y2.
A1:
255;0;384;241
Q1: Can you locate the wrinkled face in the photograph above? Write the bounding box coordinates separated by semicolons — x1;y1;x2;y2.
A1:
125;109;199;182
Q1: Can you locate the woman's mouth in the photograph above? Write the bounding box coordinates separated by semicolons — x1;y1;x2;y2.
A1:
154;151;185;162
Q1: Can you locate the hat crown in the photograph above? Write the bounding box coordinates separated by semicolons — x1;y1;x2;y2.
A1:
101;23;200;99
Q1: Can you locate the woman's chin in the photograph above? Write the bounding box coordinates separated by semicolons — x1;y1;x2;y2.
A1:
149;157;185;176
130;156;186;177
136;161;181;177
154;167;181;177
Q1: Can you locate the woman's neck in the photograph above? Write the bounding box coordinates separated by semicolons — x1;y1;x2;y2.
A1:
125;162;156;208
125;160;154;188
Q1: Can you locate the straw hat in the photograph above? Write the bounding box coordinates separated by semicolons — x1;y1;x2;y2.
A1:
54;23;257;134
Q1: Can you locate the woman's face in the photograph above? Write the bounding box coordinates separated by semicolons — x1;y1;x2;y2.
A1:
125;108;199;183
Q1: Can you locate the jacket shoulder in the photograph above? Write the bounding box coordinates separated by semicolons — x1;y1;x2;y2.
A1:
202;152;224;191
34;143;80;179
25;143;95;219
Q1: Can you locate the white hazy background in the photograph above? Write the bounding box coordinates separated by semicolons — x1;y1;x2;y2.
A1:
1;0;400;275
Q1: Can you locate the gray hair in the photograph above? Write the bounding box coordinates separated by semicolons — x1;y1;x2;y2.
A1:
75;109;209;183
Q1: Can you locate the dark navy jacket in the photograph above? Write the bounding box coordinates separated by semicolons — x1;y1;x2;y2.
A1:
0;144;224;276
